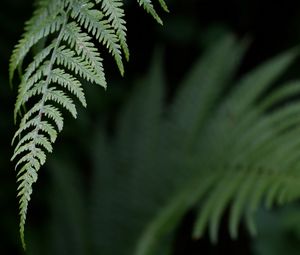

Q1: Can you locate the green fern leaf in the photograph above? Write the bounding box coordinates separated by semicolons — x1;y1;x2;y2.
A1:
50;68;87;107
98;0;130;60
63;22;106;84
10;0;168;249
157;0;169;12
42;105;64;131
9;11;64;84
70;1;125;75
137;0;163;24
45;88;77;117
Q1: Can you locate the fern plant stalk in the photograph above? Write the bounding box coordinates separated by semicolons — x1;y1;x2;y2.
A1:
9;0;168;249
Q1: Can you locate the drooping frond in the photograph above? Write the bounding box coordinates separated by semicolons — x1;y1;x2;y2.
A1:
70;0;124;75
98;0;129;60
10;0;168;249
136;0;168;25
9;6;64;84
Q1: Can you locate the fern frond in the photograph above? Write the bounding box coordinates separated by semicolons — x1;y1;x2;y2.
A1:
24;43;56;81
45;88;77;117
63;22;106;84
17;164;35;250
131;39;300;255
189;49;299;241
50;68;87;107
42;105;64;131
136;0;162;24
55;46;104;85
10;0;168;249
9;12;64;84
70;1;124;74
98;0;129;60
157;0;169;12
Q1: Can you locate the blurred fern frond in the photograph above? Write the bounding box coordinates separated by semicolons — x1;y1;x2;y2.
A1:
92;35;300;255
36;34;300;255
133;37;300;255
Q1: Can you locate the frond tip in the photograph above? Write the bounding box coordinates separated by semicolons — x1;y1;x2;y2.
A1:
137;0;166;25
10;0;168;249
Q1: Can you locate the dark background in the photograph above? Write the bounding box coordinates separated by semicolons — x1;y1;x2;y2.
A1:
2;0;300;254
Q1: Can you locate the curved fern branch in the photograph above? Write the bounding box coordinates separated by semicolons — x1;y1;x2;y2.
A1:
9;0;168;249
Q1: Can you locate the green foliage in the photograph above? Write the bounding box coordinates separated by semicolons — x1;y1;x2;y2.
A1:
28;35;300;255
134;39;300;254
9;0;167;249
